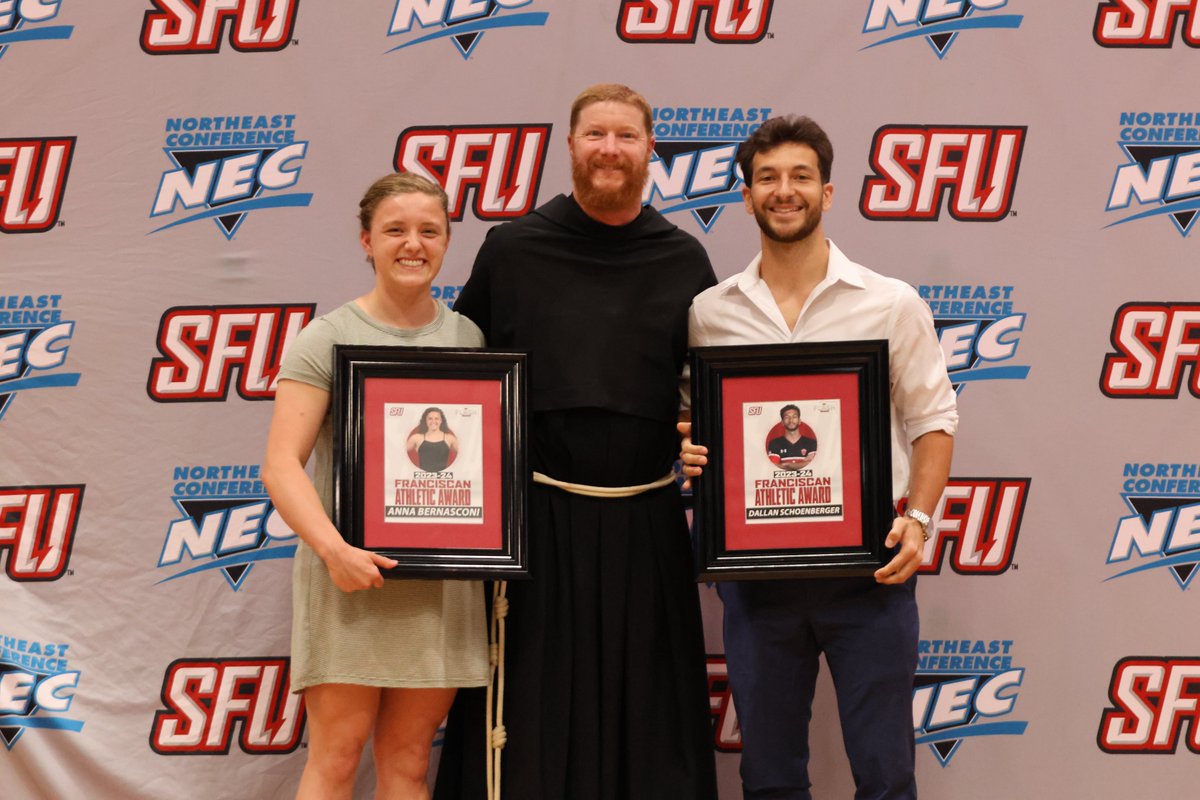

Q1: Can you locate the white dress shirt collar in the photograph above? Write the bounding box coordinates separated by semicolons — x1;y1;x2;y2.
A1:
732;240;867;337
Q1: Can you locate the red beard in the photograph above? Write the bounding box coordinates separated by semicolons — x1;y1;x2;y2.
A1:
571;155;649;213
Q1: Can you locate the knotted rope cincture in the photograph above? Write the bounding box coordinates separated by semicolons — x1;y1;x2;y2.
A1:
485;581;508;800
484;470;674;798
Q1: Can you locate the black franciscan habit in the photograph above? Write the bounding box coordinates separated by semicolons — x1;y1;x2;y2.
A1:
453;193;715;425
434;195;719;800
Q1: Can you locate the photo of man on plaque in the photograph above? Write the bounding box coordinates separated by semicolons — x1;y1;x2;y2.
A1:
383;403;484;525
742;400;844;524
765;403;819;470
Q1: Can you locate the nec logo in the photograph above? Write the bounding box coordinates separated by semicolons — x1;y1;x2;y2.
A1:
1106;468;1200;591
395;125;551;221
0;0;72;59
160;500;292;579
391;0;531;33
617;0;773;43
0;485;83;581
158;463;297;591
149;139;309;238
387;0;549;58
1094;0;1200;47
0;138;74;234
861;1;1023;59
0;0;73;62
147;304;314;402
0;636;82;751
1098;657;1200;753
866;0;1011;28
913;641;1027;766
860;125;1026;221
150;657;305;754
1105;124;1200;236
1101;303;1200;399
140;0;299;54
934;313;1029;390
0;0;61;30
391;0;530;33
914;478;1029;575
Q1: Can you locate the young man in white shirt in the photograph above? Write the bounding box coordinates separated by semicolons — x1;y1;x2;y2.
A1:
680;115;958;799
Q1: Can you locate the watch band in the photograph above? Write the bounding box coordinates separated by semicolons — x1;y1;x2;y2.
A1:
904;508;931;542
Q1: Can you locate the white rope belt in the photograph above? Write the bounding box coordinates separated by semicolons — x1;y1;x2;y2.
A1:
530;470;677;498
485;581;507;800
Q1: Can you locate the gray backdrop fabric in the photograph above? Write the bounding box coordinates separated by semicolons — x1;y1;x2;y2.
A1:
3;2;1198;797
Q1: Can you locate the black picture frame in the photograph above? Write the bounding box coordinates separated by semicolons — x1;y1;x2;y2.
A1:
690;340;893;580
332;345;528;579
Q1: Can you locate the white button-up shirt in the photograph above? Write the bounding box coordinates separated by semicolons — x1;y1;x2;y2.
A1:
687;240;958;503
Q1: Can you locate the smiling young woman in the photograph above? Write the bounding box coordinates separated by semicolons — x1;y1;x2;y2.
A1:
263;173;487;800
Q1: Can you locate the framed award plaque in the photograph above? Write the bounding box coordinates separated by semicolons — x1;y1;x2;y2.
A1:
690;340;893;580
332;346;528;579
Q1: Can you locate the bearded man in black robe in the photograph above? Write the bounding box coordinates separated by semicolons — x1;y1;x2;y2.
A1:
435;83;718;800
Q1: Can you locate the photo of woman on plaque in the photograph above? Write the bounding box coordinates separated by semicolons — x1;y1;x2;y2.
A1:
382;402;485;526
407;406;459;472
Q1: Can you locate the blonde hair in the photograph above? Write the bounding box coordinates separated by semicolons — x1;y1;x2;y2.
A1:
358;172;450;231
569;83;653;136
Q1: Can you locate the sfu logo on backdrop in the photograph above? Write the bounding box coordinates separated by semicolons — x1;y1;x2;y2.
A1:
387;0;549;59
913;477;1029;576
395;124;551;221
1094;0;1200;47
860;125;1026;221
150;657;305;754
147;304;314;402
1100;302;1200;399
1098;657;1200;753
0;485;83;581
140;0;299;54
862;0;1023;58
617;0;773;43
0;1;73;62
0;137;75;234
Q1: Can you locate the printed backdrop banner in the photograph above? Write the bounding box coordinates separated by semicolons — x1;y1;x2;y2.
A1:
4;2;1199;798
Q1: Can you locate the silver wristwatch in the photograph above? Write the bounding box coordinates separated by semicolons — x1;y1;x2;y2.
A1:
904;508;931;541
